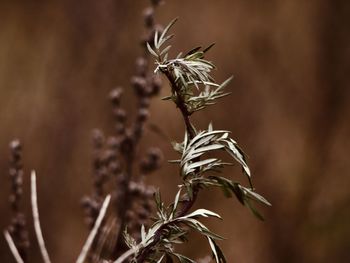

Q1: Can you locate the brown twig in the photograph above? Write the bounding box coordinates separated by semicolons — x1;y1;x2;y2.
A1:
80;0;165;260
111;0;165;257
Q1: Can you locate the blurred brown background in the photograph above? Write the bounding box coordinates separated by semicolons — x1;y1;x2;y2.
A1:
0;0;349;262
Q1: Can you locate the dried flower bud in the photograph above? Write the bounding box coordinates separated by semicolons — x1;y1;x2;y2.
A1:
140;97;150;108
136;57;148;77
131;76;147;96
142;200;153;211
140;147;163;174
137;207;149;220
7;139;30;260
137;108;149;122
9;140;21;152
150;75;162;95
81;196;93;209
115;123;126;134
108;161;121;175
143;7;154;28
106;136;119;150
92;129;104;148
120;134;134;156
116;172;127;186
9;168;17;177
9;194;16;205
126;210;136;220
109;87;123;105
101;149;116;164
129;181;143;196
151;0;164;6
113;108;127;122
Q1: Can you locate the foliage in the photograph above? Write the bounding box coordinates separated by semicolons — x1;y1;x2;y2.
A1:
119;18;271;263
3;11;270;263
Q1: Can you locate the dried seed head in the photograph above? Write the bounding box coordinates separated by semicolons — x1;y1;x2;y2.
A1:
150;75;162;95
81;196;93;209
106;136;119;150
108;161;122;175
113;108;127;122
131;76;148;96
120;134;134;156
102;149;116;164
7;139;30;259
9;139;21;152
143;7;154;28
109;87;123;105
151;0;164;6
136;57;148;77
115;123;126;135
92;129;105;148
140;147;163;174
137;108;149;122
140;97;151;108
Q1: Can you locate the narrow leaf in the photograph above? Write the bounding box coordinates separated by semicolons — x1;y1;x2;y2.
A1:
203;43;216;53
184;208;221;219
160;17;178;44
186;158;218;171
244;199;265;221
184;46;202;57
147;42;158;58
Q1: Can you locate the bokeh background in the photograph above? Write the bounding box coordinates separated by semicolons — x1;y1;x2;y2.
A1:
0;0;349;262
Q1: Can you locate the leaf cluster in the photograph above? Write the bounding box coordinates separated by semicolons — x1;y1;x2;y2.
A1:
118;18;271;263
123;187;227;262
147;19;231;114
172;123;251;181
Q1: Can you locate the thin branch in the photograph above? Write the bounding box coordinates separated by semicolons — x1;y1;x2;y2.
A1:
4;230;24;263
76;194;111;263
113;247;139;263
31;171;52;263
163;70;196;139
94;218;117;261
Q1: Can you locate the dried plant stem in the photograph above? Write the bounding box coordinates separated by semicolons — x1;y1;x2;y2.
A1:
4;230;24;263
113;246;140;263
31;171;52;263
113;156;134;256
163;71;196;138
76;194;111;263
7;139;29;261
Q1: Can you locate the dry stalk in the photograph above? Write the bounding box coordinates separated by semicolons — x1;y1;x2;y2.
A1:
31;171;52;263
76;194;111;263
4;230;24;263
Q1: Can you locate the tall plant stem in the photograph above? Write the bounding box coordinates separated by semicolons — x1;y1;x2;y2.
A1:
163;70;196;139
135;71;199;262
